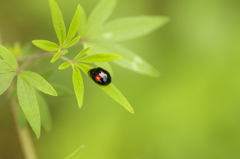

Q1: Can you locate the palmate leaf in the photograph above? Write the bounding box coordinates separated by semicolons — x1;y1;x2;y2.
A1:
86;42;160;77
0;45;18;69
77;63;134;114
0;72;16;95
17;75;40;138
77;53;122;63
32;40;59;51
86;0;117;37
72;65;84;108
92;16;170;42
65;145;85;159
0;59;15;73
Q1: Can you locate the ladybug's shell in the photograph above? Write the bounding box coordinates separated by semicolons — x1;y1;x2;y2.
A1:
89;67;111;85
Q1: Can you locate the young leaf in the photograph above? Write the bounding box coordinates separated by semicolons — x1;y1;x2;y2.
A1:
92;16;170;42
32;40;59;51
65;145;85;159
65;5;81;44
73;47;90;60
0;45;18;69
58;62;72;70
78;5;87;37
51;50;61;63
17;75;41;138
63;36;81;48
0;72;16;95
17;105;27;128
48;0;66;45
20;71;57;96
36;92;52;132
86;0;117;37
0;59;15;73
51;83;73;97
86;42;160;77
77;63;134;113
72;65;84;108
78;53;122;63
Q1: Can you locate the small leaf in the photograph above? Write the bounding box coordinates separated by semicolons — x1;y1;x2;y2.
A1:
73;47;90;60
65;5;81;44
92;16;170;42
86;0;117;37
51;83;73;97
0;72;16;95
78;5;87;37
58;62;72;70
63;36;81;48
86;42;160;77
65;145;85;159
77;63;134;113
20;71;57;96
32;40;59;51
0;45;18;69
36;92;52;132
72;65;84;108
17;105;27;128
0;59;15;73
51;50;61;63
78;53;122;63
17;75;41;138
48;0;66;45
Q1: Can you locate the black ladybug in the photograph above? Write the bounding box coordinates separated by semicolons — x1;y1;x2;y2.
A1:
88;67;111;85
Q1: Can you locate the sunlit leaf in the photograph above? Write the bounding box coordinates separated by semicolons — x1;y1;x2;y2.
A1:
0;45;18;69
65;5;81;44
73;47;90;60
72;65;84;108
17;75;41;138
92;16;170;42
0;72;16;95
78;5;87;37
58;62;72;70
48;0;66;45
51;50;61;63
63;36;81;48
20;71;57;96
86;0;117;37
0;59;15;73
51;83;73;97
77;63;134;113
32;40;59;51
65;145;85;159
78;53;122;63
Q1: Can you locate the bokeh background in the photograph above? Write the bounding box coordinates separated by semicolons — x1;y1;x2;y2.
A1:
1;0;240;158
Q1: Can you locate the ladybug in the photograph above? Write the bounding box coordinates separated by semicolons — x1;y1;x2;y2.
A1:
88;67;111;85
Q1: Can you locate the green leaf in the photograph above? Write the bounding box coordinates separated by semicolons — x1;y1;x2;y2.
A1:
0;72;15;95
0;45;18;69
92;16;170;42
48;0;66;45
32;40;59;51
65;145;85;159
77;63;134;113
0;59;15;73
36;92;52;132
17;105;28;128
51;83;73;97
78;53;122;63
20;71;57;96
72;65;84;108
86;42;160;77
78;5;87;37
51;50;61;63
17;75;40;138
65;5;81;44
73;47;90;60
58;62;72;70
63;36;81;48
86;0;117;37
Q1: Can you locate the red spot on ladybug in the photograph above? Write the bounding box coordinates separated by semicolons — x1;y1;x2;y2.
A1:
89;67;111;85
95;75;102;81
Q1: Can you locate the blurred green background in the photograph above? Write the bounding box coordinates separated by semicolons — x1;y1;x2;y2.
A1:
1;0;240;159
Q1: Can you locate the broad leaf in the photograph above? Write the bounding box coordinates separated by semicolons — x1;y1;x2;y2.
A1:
78;53;122;63
48;0;66;45
58;62;72;70
92;16;170;42
17;75;41;138
36;92;52;132
32;40;59;51
77;63;134;113
51;50;61;63
0;45;18;69
65;5;81;44
65;145;85;159
86;42;160;77
86;0;117;37
0;59;15;73
78;5;87;37
63;36;81;48
73;47;90;60
0;72;15;95
51;83;73;97
72;65;84;108
20;71;57;96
